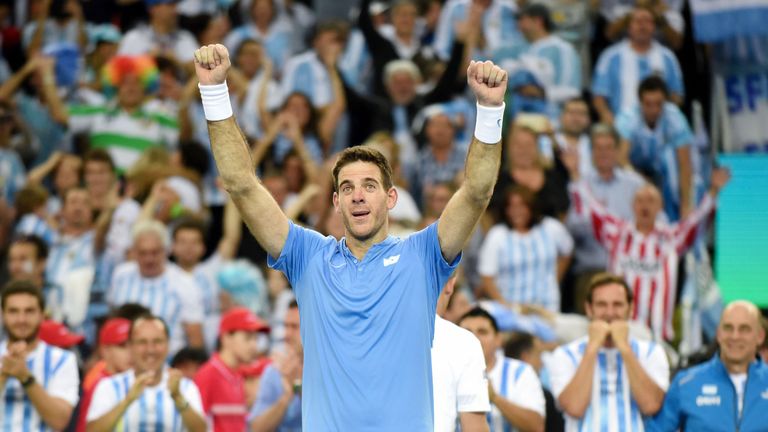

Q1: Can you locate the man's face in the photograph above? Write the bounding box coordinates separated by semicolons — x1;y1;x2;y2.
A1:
54;156;82;193
284;307;301;352
391;3;417;36
102;343;132;374
632;186;662;227
460;316;500;364
251;0;275;23
84;160;115;198
172;229;205;268
149;2;178;27
628;9;655;45
517;15;537;41
223;331;260;364
591;134;618;173
425;114;455;149
717;305;765;367
62;189;93;229
313;29;342;60
8;243;44;281
129;319;169;375
2;293;43;343
134;233;166;278
585;283;631;323
560;101;590;136
386;71;417;105
117;74;146;109
236;42;264;77
640;90;665;126
333;161;396;243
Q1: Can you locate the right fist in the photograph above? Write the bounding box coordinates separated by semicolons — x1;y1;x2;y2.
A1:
587;320;610;347
193;44;231;86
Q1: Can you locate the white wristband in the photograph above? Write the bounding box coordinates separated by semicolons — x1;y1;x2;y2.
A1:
474;102;505;144
199;82;233;121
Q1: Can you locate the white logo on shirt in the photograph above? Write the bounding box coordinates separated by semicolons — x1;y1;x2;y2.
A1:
761;390;768;400
702;385;718;395
696;396;721;407
383;255;400;267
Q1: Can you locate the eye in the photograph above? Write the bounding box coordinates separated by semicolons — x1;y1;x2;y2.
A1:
341;185;352;194
365;183;376;192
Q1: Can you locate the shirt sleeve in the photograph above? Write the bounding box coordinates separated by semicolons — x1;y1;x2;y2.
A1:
267;221;333;294
546;218;574;256
640;342;670;391
405;221;462;301
47;350;80;406
477;226;503;277
666;105;694;149
547;346;579;399
456;335;490;413
646;373;683;432
505;363;546;416
591;50;613;98
86;378;119;421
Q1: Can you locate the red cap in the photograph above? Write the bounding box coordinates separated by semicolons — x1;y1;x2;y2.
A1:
238;357;272;378
99;318;132;346
39;320;85;348
219;307;270;336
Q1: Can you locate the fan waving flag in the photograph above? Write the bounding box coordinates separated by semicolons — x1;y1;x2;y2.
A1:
691;0;768;42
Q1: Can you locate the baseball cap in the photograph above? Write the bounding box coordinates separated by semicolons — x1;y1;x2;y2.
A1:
517;3;554;31
219;307;271;336
39;320;85;348
99;318;131;346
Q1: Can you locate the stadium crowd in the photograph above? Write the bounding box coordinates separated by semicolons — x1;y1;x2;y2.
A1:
0;0;765;430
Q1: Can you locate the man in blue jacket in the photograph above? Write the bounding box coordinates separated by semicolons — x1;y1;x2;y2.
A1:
649;300;768;431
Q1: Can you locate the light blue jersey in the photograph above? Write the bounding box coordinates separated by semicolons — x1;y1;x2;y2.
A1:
592;40;684;115
269;221;460;431
15;214;57;246
433;0;520;60
0;148;26;205
224;16;296;71
615;102;694;221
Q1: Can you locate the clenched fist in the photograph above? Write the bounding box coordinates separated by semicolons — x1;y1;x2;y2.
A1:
193;44;231;86
467;60;507;108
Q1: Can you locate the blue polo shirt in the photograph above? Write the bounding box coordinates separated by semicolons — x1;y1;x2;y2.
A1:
269;221;460;431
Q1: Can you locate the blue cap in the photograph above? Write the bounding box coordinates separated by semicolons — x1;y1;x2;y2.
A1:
89;24;121;45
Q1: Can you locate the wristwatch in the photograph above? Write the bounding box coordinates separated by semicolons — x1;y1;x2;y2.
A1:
20;374;35;388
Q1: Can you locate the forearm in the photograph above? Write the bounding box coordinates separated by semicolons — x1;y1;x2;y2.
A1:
557;346;598;418
480;276;506;303
619;346;665;414
677;146;692;210
593;96;614;124
658;18;683;50
183;323;204;348
40;71;69;124
27;17;48;55
26;386;73;430
86;398;133;432
459;412;489;432
250;394;293;432
218;197;242;260
318;68;345;148
557;256;571;282
0;66;33;101
492;395;544;432
174;395;206;432
604;16;628;41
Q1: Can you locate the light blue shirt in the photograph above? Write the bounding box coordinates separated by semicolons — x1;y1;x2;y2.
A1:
248;364;301;431
433;0;520;60
269;221;460;431
0;148;26;205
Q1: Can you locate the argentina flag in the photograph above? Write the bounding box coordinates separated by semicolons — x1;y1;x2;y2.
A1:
690;0;768;42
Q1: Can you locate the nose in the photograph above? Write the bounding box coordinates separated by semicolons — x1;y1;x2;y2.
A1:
352;188;365;203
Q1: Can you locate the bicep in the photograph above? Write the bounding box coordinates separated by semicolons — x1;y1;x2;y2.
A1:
459;412;489;432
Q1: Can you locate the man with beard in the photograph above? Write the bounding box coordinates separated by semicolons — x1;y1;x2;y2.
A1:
0;280;80;431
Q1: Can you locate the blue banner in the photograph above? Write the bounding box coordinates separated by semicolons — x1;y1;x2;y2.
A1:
691;0;768;42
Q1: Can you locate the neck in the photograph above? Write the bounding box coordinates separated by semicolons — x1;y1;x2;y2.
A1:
630;39;651;53
396;29;413;43
485;353;497;372
255;19;270;32
597;167;615;181
346;233;383;261
178;261;196;273
722;355;751;374
62;224;89;237
219;349;240;369
152;20;174;35
635;220;654;235
529;31;547;43
432;144;452;161
6;338;38;352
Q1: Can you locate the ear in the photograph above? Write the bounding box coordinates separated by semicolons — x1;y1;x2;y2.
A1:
332;191;340;213
386;186;398;210
585;301;593;319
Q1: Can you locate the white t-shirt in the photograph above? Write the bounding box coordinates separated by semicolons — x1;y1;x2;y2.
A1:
118;25;198;62
87;368;204;431
549;336;670;432
108;262;205;355
0;341;79;431
487;351;545;432
729;372;747;416
431;316;490;432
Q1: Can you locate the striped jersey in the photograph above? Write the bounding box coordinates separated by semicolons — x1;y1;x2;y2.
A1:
46;231;95;288
67;104;179;173
280;51;332;108
592;40;684;115
615;102;695;222
478;218;574;312
0;148;25;204
0;341;80;431
433;0;520;60
224;17;297;71
190;254;223;353
570;181;715;340
108;262;205;355
86;368;204;431
549;337;669;432
487;351;545;432
15;214;58;246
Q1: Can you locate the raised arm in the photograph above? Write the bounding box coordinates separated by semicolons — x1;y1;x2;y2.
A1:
437;61;506;262
670;167;729;254
195;44;288;259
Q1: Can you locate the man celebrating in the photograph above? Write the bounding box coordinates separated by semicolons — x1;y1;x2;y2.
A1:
86;315;206;432
649;301;768;431
550;273;669;431
194;43;506;430
0;280;80;431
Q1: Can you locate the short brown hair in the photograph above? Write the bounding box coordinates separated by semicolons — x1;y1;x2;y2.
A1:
84;148;116;172
331;146;394;192
1;280;45;311
586;272;633;304
172;217;207;240
15;184;49;217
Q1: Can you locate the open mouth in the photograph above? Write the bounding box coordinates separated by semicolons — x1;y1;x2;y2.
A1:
351;210;370;219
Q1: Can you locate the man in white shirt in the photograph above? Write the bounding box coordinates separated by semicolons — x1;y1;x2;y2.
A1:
118;0;198;63
432;276;490;432
86;314;206;431
0;280;79;431
550;272;669;431
459;307;545;432
108;219;205;354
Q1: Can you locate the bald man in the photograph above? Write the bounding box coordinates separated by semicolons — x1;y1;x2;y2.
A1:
648;301;768;431
567;161;731;341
